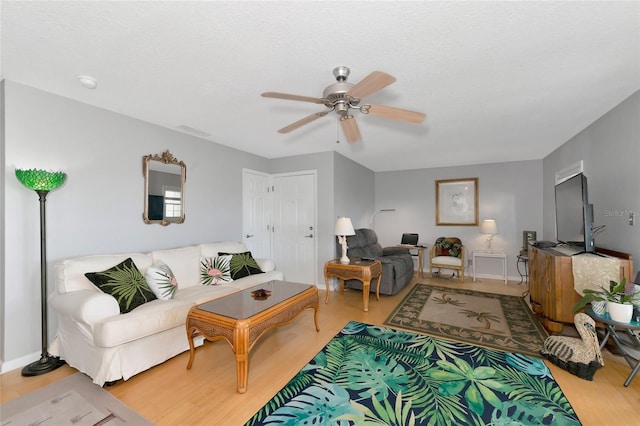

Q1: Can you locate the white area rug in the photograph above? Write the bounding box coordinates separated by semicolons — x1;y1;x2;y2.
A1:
1;373;152;425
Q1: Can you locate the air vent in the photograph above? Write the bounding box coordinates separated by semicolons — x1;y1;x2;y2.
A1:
175;125;211;138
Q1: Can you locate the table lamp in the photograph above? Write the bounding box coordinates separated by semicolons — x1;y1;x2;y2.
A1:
480;219;498;252
334;217;355;264
15;168;67;376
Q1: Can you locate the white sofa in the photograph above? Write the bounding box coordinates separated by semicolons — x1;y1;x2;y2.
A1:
49;241;283;386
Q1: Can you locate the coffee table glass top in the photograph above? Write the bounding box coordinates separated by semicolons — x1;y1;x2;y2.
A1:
196;280;313;319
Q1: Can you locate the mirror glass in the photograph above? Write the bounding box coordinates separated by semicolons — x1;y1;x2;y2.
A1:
143;150;186;225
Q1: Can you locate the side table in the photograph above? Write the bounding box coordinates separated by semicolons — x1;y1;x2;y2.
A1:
324;259;382;312
585;306;640;387
516;252;529;283
472;250;507;284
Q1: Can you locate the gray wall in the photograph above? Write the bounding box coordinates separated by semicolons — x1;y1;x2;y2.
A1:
374;161;544;279
543;90;639;263
3;80;637;372
333;153;375;231
3;82;271;371
1;80;6;366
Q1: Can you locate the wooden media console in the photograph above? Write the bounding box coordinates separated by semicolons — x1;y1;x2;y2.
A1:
528;245;633;332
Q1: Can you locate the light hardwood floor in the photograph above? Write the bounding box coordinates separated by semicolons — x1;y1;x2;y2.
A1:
2;275;639;425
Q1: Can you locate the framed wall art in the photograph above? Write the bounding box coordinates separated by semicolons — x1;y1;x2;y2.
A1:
435;177;478;226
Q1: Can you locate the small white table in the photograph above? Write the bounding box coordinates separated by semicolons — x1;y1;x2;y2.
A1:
472;250;507;284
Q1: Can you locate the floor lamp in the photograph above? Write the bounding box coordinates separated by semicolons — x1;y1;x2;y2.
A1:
369;208;396;228
15;168;67;376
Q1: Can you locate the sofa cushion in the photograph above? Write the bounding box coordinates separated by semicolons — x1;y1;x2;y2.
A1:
173;284;239;305
219;251;263;280
432;255;463;267
151;246;200;289
200;255;233;285
199;241;249;257
145;262;178;300
55;253;153;294
93;298;193;347
85;258;157;314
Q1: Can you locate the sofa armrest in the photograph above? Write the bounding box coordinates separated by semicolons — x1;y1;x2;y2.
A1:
50;290;120;326
255;258;275;272
383;246;410;256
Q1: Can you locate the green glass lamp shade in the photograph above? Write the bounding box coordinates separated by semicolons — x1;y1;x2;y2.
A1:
15;169;66;192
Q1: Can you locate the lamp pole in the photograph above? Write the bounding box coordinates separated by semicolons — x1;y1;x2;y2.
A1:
22;190;65;376
369;208;396;228
15;169;66;376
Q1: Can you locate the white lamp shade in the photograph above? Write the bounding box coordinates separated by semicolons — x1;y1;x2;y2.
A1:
334;217;355;236
480;219;498;235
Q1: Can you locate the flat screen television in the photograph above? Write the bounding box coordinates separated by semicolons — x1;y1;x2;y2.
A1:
554;173;595;253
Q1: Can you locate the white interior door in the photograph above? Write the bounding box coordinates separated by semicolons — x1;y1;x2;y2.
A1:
242;169;271;259
272;172;317;284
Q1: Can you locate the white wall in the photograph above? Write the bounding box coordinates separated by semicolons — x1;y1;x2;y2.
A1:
543;90;640;264
3;82;270;370
374;161;544;280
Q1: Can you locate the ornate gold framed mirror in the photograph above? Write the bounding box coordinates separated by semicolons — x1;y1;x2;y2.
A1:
143;150;186;225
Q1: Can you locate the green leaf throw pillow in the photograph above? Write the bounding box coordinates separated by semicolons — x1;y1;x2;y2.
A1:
218;251;263;280
85;258;156;313
145;261;178;300
200;255;233;285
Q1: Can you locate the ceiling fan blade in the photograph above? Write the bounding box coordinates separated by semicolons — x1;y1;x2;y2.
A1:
347;71;396;100
278;111;329;134
261;92;326;104
366;104;426;124
340;115;361;143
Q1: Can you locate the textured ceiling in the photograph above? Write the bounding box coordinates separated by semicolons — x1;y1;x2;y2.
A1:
2;1;639;172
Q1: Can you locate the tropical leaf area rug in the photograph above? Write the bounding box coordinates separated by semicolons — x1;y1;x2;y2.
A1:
384;284;548;358
246;321;580;426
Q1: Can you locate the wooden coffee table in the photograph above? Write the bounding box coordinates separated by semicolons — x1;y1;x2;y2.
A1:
185;280;319;393
324;259;382;311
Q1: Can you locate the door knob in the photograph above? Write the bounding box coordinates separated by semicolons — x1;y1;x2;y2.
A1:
305;234;313;238
245;234;254;238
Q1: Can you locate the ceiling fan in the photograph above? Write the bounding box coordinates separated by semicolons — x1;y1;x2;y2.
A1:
261;66;426;143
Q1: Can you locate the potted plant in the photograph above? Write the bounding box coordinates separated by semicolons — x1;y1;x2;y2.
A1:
573;277;640;323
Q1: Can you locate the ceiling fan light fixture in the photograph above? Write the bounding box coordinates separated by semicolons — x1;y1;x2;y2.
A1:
77;75;97;89
332;66;350;82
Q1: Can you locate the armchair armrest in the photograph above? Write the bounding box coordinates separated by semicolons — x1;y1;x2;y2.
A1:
49;290;120;327
255;258;275;272
383;246;411;256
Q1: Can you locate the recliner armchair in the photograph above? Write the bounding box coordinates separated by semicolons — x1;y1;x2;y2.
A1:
338;228;414;295
430;237;465;282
